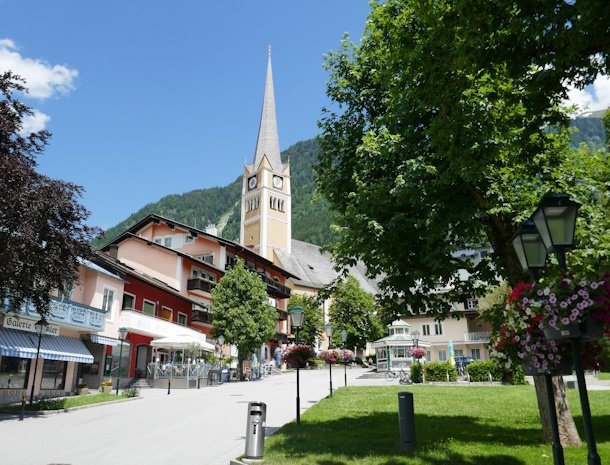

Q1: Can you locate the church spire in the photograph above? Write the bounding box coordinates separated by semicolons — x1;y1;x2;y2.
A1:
252;47;282;172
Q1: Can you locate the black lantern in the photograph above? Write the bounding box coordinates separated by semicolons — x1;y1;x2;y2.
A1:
532;193;580;269
512;219;547;273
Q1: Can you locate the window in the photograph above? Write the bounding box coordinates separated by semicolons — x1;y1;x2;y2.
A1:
0;357;29;389
422;324;431;336
438;350;447;362
154;238;162;245
122;292;135;310
192;268;216;282
41;360;66;390
454;349;464;357
185;235;194;244
425;351;431;362
198;254;214;265
143;299;155;316
434;323;443;335
178;312;188;326
58;286;72;301
164;237;172;248
159;306;172;321
395;328;404;335
471;348;481;360
102;288;114;320
466;298;478;310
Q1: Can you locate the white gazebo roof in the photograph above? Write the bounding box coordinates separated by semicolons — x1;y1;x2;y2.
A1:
372;333;430;349
151;334;215;352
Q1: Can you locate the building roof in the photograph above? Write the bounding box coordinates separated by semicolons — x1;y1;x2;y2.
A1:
250;49;284;173
274;239;380;295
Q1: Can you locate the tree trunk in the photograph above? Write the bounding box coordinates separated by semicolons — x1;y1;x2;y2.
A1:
237;352;243;381
533;375;582;446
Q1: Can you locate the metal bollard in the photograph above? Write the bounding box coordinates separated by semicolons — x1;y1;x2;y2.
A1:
244;401;267;460
19;395;26;421
398;392;415;450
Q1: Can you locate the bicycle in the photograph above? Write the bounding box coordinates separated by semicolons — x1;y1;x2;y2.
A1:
384;364;412;385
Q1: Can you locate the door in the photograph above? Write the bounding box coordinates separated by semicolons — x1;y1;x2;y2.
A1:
136;345;150;378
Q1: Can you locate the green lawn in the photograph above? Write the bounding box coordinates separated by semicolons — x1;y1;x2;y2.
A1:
1;393;131;412
263;386;610;465
598;372;610;381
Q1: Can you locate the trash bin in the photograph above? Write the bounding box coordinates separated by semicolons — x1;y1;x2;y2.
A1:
244;401;267;459
221;368;229;383
398;392;415;450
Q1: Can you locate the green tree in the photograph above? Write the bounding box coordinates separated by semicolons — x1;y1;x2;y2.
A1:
329;276;384;351
0;72;96;317
288;294;323;348
210;259;277;378
316;0;610;446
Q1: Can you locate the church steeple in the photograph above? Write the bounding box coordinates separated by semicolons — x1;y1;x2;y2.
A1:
252;46;282;172
240;47;291;261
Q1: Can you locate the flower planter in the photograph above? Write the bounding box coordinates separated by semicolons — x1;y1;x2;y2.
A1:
543;317;604;342
543;322;580;341
522;356;572;376
99;385;113;393
77;387;89;395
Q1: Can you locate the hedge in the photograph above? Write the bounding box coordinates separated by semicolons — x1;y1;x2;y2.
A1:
424;362;457;382
466;361;502;382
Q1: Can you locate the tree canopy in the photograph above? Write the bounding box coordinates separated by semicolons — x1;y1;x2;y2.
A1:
288;294;323;347
328;276;384;350
0;72;96;316
210;259;278;372
316;0;610;320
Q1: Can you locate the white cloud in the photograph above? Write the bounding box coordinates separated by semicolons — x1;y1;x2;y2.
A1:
566;74;610;113
20;110;51;135
0;38;78;100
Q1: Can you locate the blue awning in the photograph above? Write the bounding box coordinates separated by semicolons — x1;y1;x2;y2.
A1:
39;335;94;363
85;334;120;347
0;327;94;363
0;327;38;358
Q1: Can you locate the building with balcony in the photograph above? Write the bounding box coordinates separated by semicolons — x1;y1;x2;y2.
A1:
0;259;123;403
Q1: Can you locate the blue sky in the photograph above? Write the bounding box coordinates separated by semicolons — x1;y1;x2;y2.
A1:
0;1;371;230
2;1;608;232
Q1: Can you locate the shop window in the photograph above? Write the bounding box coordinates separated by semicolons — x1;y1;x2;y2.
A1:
0;356;29;389
41;360;66;390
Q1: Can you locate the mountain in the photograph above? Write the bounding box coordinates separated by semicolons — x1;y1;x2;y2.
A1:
94;115;608;250
93;138;336;248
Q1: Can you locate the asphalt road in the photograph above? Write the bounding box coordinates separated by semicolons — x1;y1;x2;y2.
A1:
0;367;385;465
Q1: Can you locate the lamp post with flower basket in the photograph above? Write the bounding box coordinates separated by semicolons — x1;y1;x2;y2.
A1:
510;192;605;465
288;306;305;427
341;329;347;387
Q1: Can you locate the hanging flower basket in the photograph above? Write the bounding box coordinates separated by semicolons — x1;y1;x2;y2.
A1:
543;321;581;341
523;354;572;377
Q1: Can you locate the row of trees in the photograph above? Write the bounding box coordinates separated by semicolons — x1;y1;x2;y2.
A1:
209;259;385;376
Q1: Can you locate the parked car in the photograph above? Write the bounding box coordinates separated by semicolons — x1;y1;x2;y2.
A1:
454;356;475;369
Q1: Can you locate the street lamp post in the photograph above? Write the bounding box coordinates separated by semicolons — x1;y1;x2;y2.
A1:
532;193;600;465
412;330;420;349
289;306;305;427
341;329;347;387
29;317;48;404
325;322;333;397
116;327;128;396
513;216;563;465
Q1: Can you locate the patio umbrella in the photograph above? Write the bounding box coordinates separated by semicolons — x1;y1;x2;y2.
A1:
151;334;215;352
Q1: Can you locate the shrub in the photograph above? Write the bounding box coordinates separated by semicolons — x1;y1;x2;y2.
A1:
466;361;502;382
509;364;527;385
410;361;423;383
123;388;140;398
424;362;457;382
29;398;67;411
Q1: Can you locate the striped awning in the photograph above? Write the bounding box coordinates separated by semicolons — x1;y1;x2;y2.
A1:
0;327;94;363
85;334;121;347
0;327;38;358
39;335;94;363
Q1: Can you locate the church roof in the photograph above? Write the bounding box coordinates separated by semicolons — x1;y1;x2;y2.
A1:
252;48;284;173
275;239;381;295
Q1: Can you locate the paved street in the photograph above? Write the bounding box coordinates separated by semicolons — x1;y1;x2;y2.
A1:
2;368;607;465
0;367;386;465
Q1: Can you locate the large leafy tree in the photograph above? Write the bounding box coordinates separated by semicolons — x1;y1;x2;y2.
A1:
329;276;384;351
210;259;278;377
316;0;609;446
288;294;323;348
0;72;96;317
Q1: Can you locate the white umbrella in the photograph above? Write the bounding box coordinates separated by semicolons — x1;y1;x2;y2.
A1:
151;334;215;352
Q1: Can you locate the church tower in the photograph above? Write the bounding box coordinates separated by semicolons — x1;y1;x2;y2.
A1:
240;48;291;261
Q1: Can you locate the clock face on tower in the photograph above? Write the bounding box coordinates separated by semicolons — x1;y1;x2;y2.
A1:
272;175;283;189
248;176;257;190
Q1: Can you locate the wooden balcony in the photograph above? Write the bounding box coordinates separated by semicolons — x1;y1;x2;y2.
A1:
187;277;217;294
259;274;291;298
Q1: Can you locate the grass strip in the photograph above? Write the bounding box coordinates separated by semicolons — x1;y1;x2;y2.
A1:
263;385;610;465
